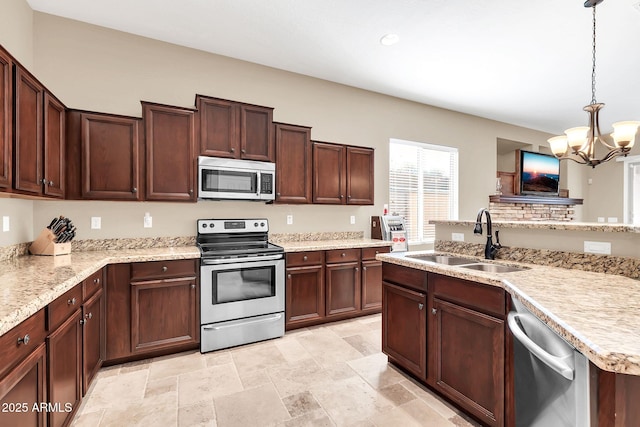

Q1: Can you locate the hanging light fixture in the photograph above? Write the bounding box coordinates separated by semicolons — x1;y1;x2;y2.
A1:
548;0;640;168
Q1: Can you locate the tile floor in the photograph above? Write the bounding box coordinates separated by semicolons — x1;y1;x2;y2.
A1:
71;314;481;427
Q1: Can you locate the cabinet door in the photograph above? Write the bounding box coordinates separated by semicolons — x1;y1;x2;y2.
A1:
325;261;361;317
275;123;312;204
285;265;324;329
14;67;43;195
0;48;11;189
361;259;383;312
80;113;141;200
196;96;239;158
431;298;504;427
130;277;198;354
143;103;195;201
105;263;132;362
47;309;82;427
382;281;427;381
43;92;65;198
0;343;46;427
240;104;274;161
313;142;345;204
346;146;374;205
82;288;104;395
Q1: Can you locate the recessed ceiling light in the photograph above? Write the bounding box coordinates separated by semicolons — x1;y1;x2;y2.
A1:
380;34;399;46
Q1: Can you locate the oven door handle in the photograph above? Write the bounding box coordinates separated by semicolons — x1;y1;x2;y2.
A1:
201;254;284;265
203;313;283;331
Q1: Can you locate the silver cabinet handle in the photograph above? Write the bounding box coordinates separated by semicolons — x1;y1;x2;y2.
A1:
355;267;359;272
94;278;100;284
68;297;77;305
162;266;168;272
431;308;437;315
418;303;424;310
17;334;30;345
191;284;196;289
230;148;235;153
341;253;346;257
303;255;308;261
132;187;137;193
85;312;92;319
287;274;292;279
241;149;246;154
363;266;367;271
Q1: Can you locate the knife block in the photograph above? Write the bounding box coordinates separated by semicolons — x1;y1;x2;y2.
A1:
29;228;71;256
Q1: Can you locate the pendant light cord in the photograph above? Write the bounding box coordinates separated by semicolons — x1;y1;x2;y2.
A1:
591;5;597;105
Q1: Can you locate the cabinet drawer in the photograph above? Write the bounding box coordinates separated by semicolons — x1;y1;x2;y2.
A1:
286;251;324;267
47;284;82;331
362;246;390;260
0;309;46;379
325;248;360;264
382;263;427;292
82;269;104;301
130;259;197;281
431;274;505;318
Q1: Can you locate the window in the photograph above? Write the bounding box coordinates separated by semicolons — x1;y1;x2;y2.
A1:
621;155;640;224
389;138;458;244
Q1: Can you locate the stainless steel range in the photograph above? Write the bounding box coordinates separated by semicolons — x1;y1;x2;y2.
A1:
197;218;285;353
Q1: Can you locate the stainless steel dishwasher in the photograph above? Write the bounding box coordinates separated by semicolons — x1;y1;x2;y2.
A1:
508;298;591;427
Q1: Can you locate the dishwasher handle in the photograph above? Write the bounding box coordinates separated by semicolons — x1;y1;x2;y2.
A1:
508;312;575;381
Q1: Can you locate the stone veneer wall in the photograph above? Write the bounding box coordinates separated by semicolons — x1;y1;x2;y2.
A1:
436;240;640;280
489;202;575;221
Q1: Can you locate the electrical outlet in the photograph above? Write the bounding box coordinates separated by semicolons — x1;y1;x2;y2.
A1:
2;216;9;232
91;217;101;229
607;217;618;223
452;232;464;242
584;241;611;255
350;215;356;225
286;215;293;225
144;212;153;228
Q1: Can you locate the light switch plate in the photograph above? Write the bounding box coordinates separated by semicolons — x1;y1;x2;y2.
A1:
2;216;9;232
286;215;293;225
584;241;611;255
350;215;356;225
452;233;464;242
144;213;153;228
91;217;101;229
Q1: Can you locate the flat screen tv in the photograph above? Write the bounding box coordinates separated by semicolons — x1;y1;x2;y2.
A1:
518;150;560;196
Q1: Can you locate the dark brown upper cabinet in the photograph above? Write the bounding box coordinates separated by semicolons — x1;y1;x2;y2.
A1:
274;122;312;204
142;102;196;202
196;95;274;162
312;141;374;205
0;47;11;190
13;66;65;198
66;110;142;200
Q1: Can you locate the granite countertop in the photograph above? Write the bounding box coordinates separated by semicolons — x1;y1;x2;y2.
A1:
279;239;391;252
430;220;640;233
377;251;640;375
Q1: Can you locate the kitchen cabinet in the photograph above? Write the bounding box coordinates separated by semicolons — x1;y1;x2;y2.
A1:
13;66;66;198
428;273;505;427
196;95;274;161
66;110;142;200
274;122;312;204
81;269;105;395
312;142;374;205
325;249;361;317
285;251;325;329
360;246;389;312
381;263;428;382
0;309;47;427
106;259;199;363
0;47;11;190
46;284;83;427
142;102;196;202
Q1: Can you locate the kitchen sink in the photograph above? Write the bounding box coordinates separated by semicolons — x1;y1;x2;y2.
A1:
459;263;528;273
405;254;478;265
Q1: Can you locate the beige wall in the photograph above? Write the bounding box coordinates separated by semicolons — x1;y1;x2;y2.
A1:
0;0;33;67
1;4;608;246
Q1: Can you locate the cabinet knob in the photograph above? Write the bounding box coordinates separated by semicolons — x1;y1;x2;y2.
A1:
230;148;235;153
132;187;138;193
348;195;351;199
189;189;193;194
85;312;93;320
355;267;359;272
340;195;344;199
341;252;346;257
68;297;77;305
363;266;367;271
277;193;281;197
303;256;308;261
162;266;168;272
94;278;100;284
241;149;246;154
418;303;424;310
17;334;30;345
287;274;292;279
432;308;437;315
49;180;54;186
191;284;196;289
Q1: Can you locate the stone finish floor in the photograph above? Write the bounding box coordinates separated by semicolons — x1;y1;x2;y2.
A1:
71;314;481;427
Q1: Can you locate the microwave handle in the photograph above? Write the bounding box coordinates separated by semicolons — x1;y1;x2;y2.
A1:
256;171;261;196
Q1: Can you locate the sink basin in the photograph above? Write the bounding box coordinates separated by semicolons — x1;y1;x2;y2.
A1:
405;254;478;265
460;263;528;273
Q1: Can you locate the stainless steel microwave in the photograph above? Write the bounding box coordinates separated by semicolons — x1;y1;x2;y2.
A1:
197;156;275;201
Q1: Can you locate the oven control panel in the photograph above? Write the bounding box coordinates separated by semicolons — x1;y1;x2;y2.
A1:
198;219;269;234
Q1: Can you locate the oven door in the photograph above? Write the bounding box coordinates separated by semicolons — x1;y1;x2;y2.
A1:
200;256;285;324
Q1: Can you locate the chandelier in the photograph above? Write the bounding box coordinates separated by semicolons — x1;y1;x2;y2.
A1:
547;0;640;168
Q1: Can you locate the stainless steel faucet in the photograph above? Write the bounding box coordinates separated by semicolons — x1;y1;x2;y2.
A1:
474;208;502;259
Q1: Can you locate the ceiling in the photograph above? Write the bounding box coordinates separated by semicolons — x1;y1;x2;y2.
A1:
26;0;640;135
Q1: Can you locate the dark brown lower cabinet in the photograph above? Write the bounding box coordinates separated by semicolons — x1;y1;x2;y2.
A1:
0;343;47;427
285;264;325;327
382;281;427;381
361;259;383;312
431;298;504;427
47;309;82;427
325;261;361;317
82;288;105;395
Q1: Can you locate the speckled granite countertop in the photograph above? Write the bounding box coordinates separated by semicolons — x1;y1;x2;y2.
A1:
431;220;640;233
278;239;391;252
378;251;640;375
